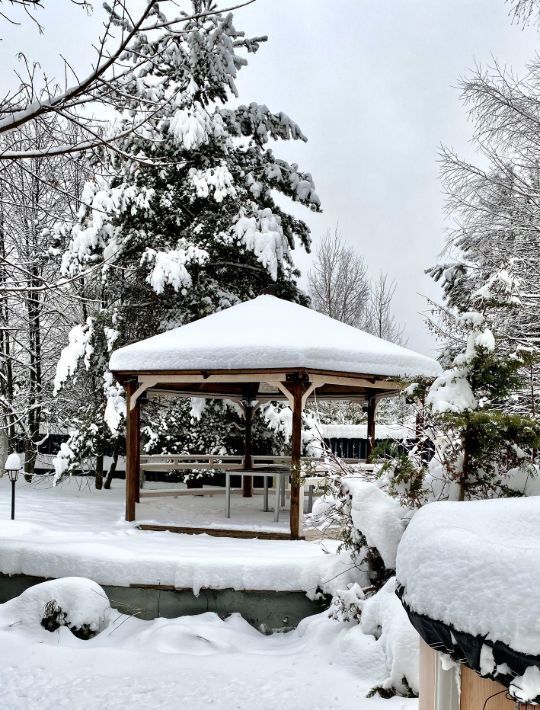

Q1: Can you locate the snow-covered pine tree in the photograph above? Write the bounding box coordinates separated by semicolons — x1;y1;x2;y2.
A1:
378;207;540;506
425;302;540;501
427;162;540;417
387;46;540;505
53;1;320;484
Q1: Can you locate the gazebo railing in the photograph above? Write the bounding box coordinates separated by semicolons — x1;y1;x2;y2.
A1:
138;453;373;499
140;453;244;472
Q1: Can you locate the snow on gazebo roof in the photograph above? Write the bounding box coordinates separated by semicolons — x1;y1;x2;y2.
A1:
109;295;441;378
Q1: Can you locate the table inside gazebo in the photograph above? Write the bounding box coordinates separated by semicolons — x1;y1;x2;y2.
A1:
225;466;290;521
139;455;292;520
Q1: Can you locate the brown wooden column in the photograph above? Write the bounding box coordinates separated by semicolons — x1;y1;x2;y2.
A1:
288;380;304;540
366;395;376;462
242;401;253;497
125;380;141;522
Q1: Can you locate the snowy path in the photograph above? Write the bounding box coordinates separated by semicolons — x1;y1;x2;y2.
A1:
0;477;353;596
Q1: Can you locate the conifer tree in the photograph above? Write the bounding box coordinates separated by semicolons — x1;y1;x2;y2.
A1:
53;1;319;483
425;303;540;501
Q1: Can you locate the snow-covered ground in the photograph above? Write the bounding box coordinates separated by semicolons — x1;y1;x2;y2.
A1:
0;479;418;710
0;580;417;710
0;476;351;595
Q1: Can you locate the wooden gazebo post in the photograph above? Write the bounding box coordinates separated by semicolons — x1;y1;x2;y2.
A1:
284;375;306;540
242;384;258;498
366;395;377;463
125;379;141;522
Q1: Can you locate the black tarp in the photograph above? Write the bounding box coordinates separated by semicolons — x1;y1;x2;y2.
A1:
396;583;540;704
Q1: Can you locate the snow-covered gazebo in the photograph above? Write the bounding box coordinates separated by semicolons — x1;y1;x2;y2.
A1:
110;295;440;539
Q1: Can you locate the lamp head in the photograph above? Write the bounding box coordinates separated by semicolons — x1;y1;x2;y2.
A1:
4;452;21;481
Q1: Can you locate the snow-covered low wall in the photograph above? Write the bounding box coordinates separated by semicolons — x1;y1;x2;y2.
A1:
0;479;355;599
0;573;328;631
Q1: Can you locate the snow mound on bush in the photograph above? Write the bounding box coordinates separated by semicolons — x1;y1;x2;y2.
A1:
344;481;406;569
0;577;110;638
360;578;419;695
127;612;267;655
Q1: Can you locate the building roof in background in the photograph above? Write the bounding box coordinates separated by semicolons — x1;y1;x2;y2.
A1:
321;422;416;440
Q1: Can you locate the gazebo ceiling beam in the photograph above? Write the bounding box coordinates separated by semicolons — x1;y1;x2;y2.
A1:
146;389;381;403
127;371;402;410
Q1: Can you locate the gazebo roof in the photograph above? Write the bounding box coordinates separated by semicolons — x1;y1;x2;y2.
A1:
109;295;441;379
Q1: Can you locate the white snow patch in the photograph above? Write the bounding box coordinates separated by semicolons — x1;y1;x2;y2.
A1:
427;368;476;414
169;107;210;149
0;577;109;634
344;481;406;569
142;245;208;295
54;320;94;395
4;452;21;470
103;372;126;434
190;397;206;420
360;578;419;695
52;442;75;483
510;666;540;704
233;209;287;280
322;422;416;441
190;164;237;202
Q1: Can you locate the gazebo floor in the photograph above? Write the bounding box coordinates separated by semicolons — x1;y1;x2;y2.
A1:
135;485;295;538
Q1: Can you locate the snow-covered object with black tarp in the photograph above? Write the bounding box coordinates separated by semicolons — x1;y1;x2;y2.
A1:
396;496;540;705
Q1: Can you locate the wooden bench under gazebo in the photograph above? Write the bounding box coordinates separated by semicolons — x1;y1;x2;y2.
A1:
110;295;440;540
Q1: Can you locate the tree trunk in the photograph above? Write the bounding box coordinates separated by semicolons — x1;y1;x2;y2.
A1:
24;438;36;481
242;402;254;497
459;438;469;502
0;429;9;471
104;440;119;490
366;397;377;462
95;454;104;490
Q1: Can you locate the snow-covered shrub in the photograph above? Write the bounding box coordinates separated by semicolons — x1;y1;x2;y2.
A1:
361;578;419;698
329;582;365;622
0;578;110;640
318;459;410;592
329;577;419;698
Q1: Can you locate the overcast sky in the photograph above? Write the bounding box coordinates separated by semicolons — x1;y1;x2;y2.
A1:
2;0;539;354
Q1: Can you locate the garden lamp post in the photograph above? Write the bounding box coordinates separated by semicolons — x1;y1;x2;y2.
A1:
4;453;21;520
